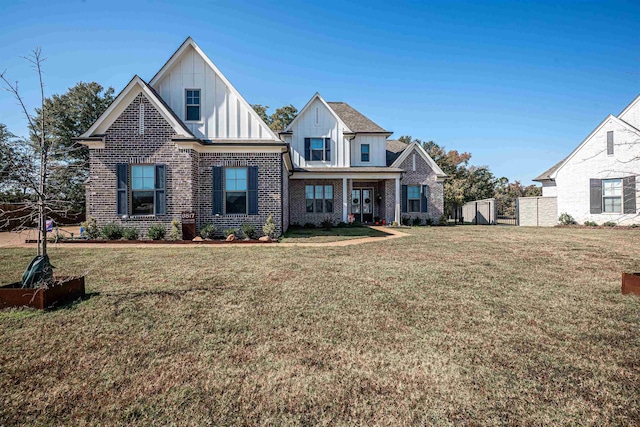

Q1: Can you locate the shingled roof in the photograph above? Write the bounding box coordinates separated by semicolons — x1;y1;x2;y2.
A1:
326;102;388;133
385;139;408;166
533;157;568;182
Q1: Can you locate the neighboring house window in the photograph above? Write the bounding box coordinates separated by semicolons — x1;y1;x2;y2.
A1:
225;167;248;214
304;138;331;162
607;131;614;155
407;185;421;212
185;89;201;121
131;165;156;215
361;144;370;162
305;185;333;213
602;178;622;213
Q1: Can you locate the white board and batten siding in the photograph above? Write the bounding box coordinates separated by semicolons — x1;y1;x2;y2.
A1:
350;134;387;167
152;45;273;141
288;98;351;168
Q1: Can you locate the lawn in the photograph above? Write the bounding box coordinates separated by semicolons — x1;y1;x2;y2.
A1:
281;225;391;243
1;226;639;425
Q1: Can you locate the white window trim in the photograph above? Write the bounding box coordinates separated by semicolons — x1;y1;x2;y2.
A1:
224;167;249;215
602;178;622;214
407;185;421;213
185;88;202;123
130;164;156;217
308;137;328;162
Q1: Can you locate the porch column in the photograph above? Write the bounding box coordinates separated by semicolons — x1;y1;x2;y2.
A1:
342;178;348;222
395;177;401;224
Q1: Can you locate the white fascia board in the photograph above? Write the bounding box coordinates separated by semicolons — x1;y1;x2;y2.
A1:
390;142;447;177
149;38;282;142
284;92;353;133
290;172;402;180
173;141;288;154
549;114;640;179
618;93;640;119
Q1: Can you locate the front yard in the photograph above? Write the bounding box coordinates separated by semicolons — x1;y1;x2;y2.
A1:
1;226;639;425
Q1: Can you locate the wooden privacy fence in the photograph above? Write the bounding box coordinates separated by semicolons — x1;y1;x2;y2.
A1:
0;203;85;231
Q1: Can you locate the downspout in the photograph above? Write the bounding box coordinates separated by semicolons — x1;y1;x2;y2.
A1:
281;144;294;235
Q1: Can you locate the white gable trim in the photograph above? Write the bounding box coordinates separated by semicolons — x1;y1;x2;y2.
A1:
80;75;191;138
391;141;447;178
618;93;640;122
549;114;640;179
149;37;281;142
284;92;352;133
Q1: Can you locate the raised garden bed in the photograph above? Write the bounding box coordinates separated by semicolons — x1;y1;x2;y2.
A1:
25;239;275;244
622;273;640;296
0;276;85;310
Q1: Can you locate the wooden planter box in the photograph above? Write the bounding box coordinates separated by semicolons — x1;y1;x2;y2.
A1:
0;276;85;310
622;273;640;296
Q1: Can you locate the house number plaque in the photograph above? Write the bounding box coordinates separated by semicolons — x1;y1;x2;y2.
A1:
181;211;196;240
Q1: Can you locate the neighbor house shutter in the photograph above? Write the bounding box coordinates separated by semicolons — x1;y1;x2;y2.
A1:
324;137;331;162
248;166;259;215
607;131;614;155
623;176;636;214
116;164;128;216
304;138;311;161
590;179;602;214
401;185;408;213
212;166;223;215
421;185;428;212
155;164;166;215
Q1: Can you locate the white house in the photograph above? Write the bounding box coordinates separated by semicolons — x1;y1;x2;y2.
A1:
533;93;640;225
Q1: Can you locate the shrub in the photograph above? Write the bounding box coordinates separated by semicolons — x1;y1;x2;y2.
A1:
401;216;411;226
122;227;140;240
100;222;125;240
223;228;237;238
262;214;276;238
336;221;347;228
241;222;257;239
200;223;217;239
167;218;182;241
290;222;301;229
391;221;399;226
438;215;448;226
147;224;166;240
81;216;100;239
425;218;434;226
558;212;577;225
583;221;598;227
304;222;316;229
321;218;333;230
350;221;363;227
412;217;422;226
603;221;617;227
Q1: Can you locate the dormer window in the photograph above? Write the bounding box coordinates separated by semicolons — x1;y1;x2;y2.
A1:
185;89;201;121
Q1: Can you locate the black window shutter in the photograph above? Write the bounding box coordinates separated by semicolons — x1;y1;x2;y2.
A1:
248;166;259;215
401;185;408;213
304;138;311;161
590;179;602;214
623;176;636;214
155;164;166;215
607;131;614;155
421;185;428;212
212;166;223;215
116;164;128;215
324;137;331;162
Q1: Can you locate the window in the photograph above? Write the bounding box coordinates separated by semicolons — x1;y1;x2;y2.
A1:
607;131;614;155
407;185;421;212
602;178;622;213
361;144;370;162
131;165;155;215
311;138;325;161
185;89;200;121
225;168;247;214
305;185;333;213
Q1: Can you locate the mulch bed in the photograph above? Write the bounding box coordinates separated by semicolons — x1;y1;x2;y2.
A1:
25;239;275;245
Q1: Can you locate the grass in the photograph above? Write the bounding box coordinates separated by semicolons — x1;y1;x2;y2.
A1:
281;225;390;243
1;226;639;425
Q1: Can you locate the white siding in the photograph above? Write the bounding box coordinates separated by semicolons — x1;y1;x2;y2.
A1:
555;117;640;224
619;96;640;129
541;182;557;197
153;45;273;140
350;134;387;167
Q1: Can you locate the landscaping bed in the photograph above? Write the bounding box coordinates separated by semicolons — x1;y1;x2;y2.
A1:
25;238;274;244
0;276;85;309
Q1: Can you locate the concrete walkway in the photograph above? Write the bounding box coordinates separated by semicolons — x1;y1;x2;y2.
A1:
0;226;409;249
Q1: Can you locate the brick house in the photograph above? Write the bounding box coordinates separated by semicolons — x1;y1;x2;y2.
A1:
75;38;446;237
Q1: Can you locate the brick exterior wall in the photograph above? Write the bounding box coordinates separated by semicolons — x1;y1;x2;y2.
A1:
398;152;444;223
87;92;285;237
290;179;344;226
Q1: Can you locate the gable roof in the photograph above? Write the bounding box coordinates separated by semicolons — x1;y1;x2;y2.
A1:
79;75;193;139
390;141;447;178
386;139;408;166
284;92;352;133
326;102;388;133
533;113;640;182
618;92;640;126
149;37;281;141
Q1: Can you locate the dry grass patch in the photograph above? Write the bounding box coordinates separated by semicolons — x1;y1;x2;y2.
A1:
0;226;639;425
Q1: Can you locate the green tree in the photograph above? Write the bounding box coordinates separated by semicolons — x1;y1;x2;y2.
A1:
494;178;542;216
31;82;115;211
252;103;298;132
251;104;271;125
0;124;34;202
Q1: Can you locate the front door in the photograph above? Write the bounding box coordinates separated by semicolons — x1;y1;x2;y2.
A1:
351;188;374;223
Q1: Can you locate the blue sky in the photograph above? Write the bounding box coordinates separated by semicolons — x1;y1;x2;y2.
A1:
1;0;639;183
